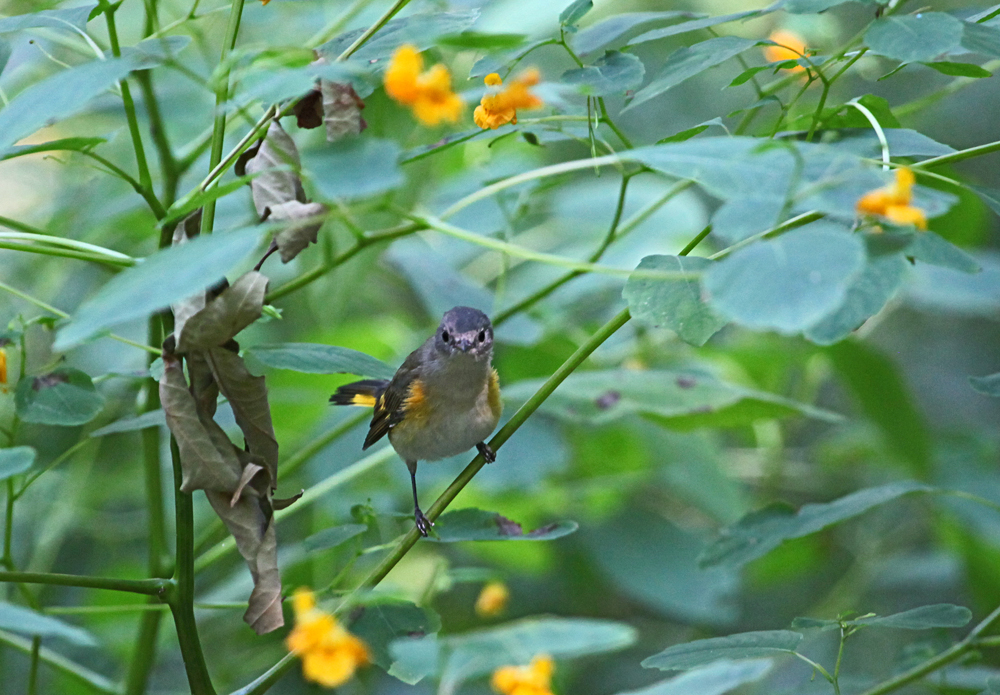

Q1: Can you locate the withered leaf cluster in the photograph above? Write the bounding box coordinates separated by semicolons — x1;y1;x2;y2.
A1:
292;56;367;142
238;120;326;264
159;219;297;635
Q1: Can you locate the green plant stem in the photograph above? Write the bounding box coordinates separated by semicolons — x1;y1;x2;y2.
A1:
81;150;167;219
306;0;375;48
678;223;712;256
135;70;180;206
0;571;169;595
597;98;633;149
0;224;135;263
235;307;634;695
914;138;1000;170
895;58;1000;119
168;440;216;695
0;280;162;355
201;0;247;236
857;603;1000;695
708;210;824;260
494;173;633;326
266;223;422;302
0;240;133;267
336;0;412;61
100;1;154;195
27;635;41;695
0;628;121;695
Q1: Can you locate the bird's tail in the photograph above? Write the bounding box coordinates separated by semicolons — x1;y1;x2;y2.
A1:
329;379;389;408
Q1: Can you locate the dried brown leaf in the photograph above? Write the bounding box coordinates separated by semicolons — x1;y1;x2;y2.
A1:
206;346;279;482
159;354;241;493
176;272;268;353
322;80;366;142
206;490;284;634
231;461;265;506
245;121;305;217
293;88;323;129
266;200;327;263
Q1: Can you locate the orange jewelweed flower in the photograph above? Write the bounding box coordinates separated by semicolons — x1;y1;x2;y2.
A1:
260;0;271;5
384;44;463;125
286;588;370;688
491;655;555;695
0;347;7;389
475;581;510;617
857;167;927;230
764;30;807;73
474;70;543;130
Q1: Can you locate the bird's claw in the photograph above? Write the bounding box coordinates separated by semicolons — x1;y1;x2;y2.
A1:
414;508;434;537
477;442;496;464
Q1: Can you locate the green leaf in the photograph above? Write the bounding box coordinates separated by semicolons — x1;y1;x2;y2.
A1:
15;368;105;426
923;61;992;78
624;255;727;346
442;617;636;683
828;340;932;473
865;13;964;64
303;524;367;552
627;10;768;46
317;11;479;67
303;137;403;201
804;254;907;345
624;36;757;113
244;343;395;379
504;369;840;426
1;136;105;162
0;4;96;33
656;124;709;143
728;64;777;87
389;635;440;684
619;659;773;695
0;57;141;156
852;604;972;629
0;446;35;480
970;184;1000;218
0;601;97;646
783;0;858;13
642;631;802;670
437;32;526;50
907;231;981;274
960;21;1000;59
699;481;933;568
705;222;866;334
352;600;441;669
581;510;739;625
572;11;702;56
428;508;577;542
90;410;167;438
560;0;593;27
116;34;190;69
562;51;645;96
970;372;1000;397
53;226;262;351
710;195;785;243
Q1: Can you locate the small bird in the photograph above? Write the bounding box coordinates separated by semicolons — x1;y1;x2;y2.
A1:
330;307;502;536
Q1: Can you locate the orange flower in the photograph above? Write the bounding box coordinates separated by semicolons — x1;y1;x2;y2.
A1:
475;581;510;617
260;0;271;4
764;30;807;73
384;44;462;125
857;167;927;230
473;70;543;130
0;347;6;389
491;655;555;695
286;588;370;688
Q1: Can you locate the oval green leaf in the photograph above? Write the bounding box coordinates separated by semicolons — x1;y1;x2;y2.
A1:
0;446;35;480
642;631;802;670
14;367;105;426
244;343;395;379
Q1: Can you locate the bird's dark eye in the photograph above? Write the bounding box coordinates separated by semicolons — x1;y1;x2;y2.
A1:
478;330;486;342
441;330;450;343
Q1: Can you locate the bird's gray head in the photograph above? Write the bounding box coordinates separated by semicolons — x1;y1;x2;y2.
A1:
433;306;494;360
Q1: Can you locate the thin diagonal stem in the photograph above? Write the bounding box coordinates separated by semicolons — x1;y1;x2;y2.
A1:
201;0;246;236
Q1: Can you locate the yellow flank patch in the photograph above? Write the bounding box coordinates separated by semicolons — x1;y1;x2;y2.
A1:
401;378;432;424
351;394;377;407
488;369;502;419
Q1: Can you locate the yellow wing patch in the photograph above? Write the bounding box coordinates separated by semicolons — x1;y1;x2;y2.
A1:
400;378;432;425
349;393;377;407
487;368;502;420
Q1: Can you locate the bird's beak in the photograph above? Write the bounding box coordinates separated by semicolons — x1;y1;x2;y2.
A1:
457;334;474;351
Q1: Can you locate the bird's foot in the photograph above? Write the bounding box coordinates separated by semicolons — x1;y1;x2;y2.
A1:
414;507;434;537
477;442;496;464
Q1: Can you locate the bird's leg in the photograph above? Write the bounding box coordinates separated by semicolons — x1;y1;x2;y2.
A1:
406;459;432;536
477;442;496;464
